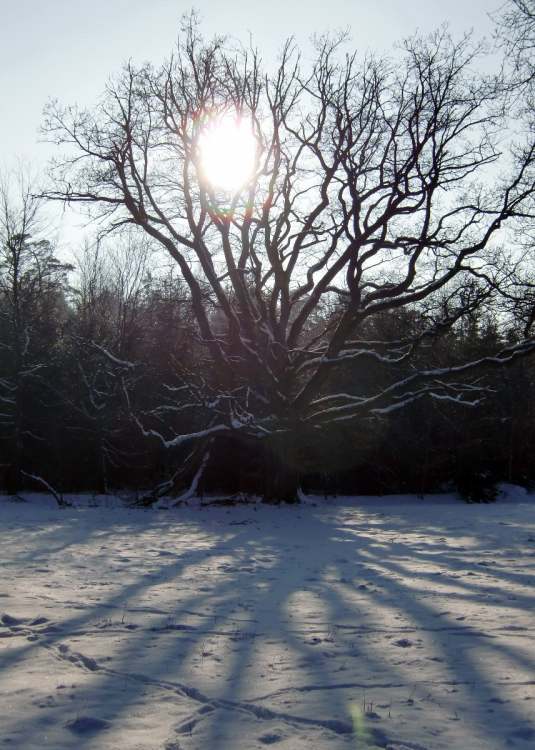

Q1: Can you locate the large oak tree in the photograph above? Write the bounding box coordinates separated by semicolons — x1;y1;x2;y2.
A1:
43;19;535;501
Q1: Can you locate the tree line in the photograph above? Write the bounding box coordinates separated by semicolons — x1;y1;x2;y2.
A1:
1;184;533;502
2;3;535;502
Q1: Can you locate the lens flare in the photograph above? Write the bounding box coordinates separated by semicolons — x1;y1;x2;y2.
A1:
198;113;256;192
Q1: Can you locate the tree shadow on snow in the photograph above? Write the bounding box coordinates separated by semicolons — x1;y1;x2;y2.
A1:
0;497;534;749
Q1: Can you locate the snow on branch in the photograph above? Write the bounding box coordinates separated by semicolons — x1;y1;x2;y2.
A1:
20;471;70;507
133;419;232;449
89;342;136;370
307;337;535;423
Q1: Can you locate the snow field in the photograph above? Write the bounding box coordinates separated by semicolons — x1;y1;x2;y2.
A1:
0;488;534;749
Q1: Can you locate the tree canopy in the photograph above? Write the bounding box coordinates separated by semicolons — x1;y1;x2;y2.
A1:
30;13;535;501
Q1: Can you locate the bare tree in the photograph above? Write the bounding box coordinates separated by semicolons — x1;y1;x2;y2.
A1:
493;1;535;334
0;173;71;495
496;0;535;91
42;20;535;501
65;234;152;493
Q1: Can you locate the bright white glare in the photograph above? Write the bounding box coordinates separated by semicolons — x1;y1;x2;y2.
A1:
198;113;256;192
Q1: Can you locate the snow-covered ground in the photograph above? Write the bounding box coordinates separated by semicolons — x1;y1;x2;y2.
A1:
1;487;534;750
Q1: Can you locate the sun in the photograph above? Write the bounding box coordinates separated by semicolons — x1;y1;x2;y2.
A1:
198;113;257;192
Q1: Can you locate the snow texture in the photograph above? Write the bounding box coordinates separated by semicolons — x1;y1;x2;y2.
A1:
0;486;534;749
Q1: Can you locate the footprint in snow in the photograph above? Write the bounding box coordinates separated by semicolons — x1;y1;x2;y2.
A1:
176;717;198;735
394;638;413;648
65;716;111;735
258;732;283;744
1;613;27;627
30;616;48;626
365;711;381;720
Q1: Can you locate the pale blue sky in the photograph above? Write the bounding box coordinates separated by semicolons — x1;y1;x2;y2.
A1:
0;0;502;246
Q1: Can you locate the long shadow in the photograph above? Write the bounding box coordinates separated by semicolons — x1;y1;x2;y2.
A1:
0;497;534;749
1;508;289;746
198;501;535;749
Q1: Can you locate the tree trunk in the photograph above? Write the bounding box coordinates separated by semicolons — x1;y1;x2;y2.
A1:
7;399;23;495
263;445;300;503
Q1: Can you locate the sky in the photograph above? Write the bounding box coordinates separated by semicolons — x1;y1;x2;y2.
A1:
0;0;503;250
